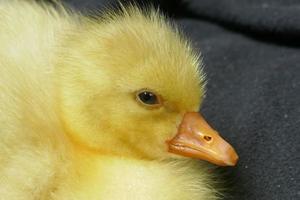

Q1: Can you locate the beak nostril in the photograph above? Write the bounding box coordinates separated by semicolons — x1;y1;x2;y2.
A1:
204;135;212;142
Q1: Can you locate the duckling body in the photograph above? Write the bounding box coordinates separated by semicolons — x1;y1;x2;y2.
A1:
0;1;237;199
53;153;216;200
0;1;71;199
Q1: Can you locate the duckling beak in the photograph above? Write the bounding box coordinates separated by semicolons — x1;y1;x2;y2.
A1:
167;112;238;166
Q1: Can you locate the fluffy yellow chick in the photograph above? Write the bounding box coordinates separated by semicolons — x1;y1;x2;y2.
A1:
0;1;238;200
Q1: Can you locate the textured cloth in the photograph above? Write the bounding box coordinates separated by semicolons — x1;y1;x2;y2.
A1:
63;0;300;199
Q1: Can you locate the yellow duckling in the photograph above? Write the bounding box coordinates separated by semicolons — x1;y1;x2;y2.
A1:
0;1;238;200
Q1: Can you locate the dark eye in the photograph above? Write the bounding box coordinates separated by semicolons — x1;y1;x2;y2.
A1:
136;90;162;107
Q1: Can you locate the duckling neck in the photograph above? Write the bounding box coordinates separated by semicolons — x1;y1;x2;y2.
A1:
54;149;218;200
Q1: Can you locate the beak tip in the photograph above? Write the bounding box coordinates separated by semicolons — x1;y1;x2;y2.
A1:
225;151;239;166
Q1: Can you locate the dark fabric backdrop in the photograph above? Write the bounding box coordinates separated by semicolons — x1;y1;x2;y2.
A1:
61;0;300;199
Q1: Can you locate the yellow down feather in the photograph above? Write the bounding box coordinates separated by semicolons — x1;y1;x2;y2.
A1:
0;1;219;199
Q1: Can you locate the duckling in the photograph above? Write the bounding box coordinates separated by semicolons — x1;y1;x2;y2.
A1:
0;1;238;200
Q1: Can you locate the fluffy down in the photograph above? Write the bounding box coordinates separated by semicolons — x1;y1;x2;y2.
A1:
0;1;219;200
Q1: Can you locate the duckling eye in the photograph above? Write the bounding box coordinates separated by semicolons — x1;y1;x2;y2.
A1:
136;90;162;107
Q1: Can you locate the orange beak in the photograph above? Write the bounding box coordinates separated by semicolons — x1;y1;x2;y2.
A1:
167;112;238;166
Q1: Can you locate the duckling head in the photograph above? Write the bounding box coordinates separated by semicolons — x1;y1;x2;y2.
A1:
56;7;238;166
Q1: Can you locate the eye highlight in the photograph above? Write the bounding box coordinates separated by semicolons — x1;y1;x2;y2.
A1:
136;89;162;108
